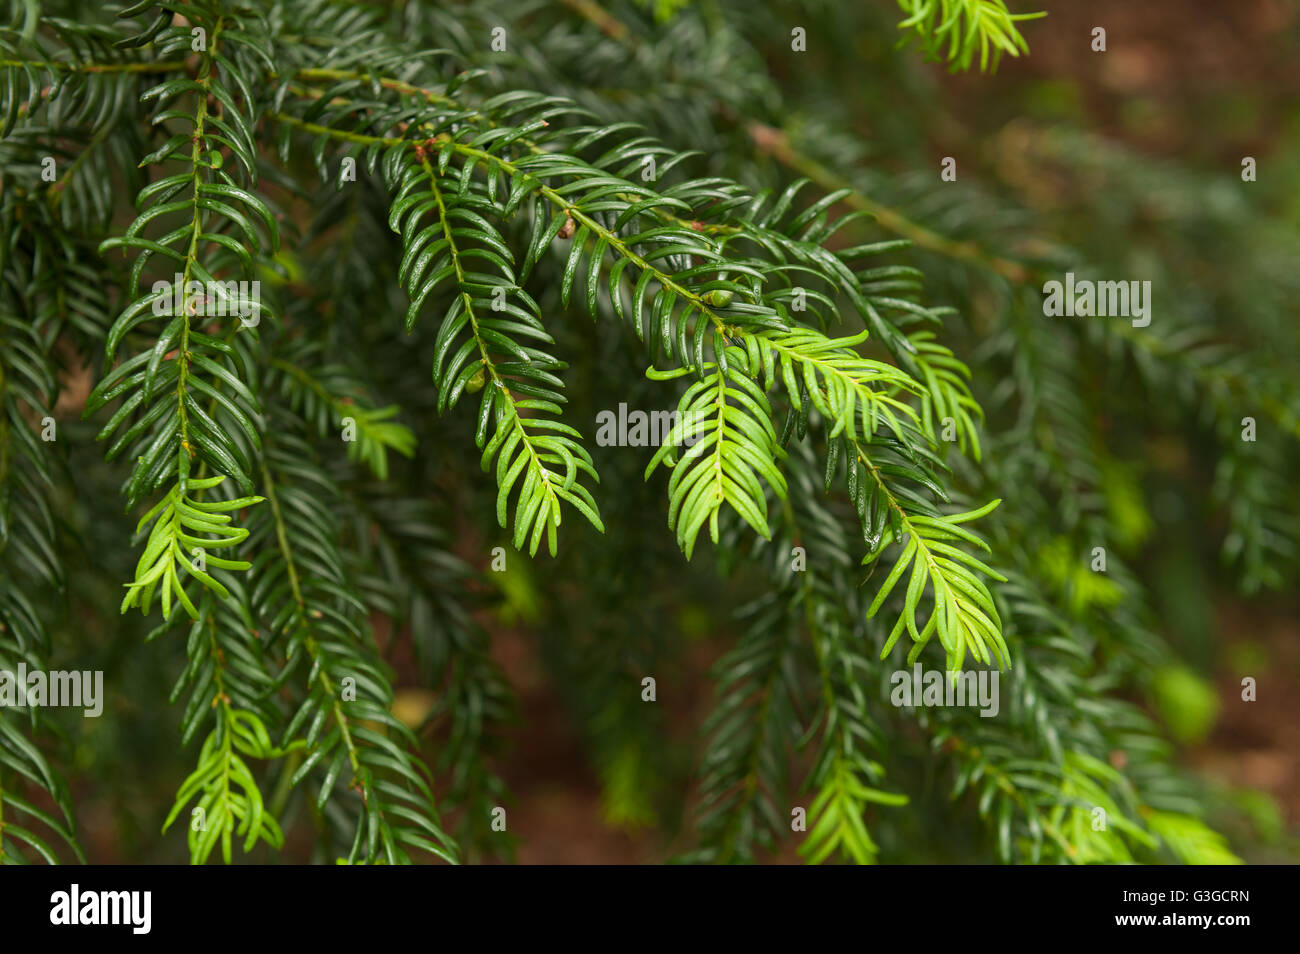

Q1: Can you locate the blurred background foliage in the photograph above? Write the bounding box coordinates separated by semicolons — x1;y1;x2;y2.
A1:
2;0;1298;863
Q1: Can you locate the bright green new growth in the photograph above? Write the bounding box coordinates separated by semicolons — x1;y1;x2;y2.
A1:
896;0;1046;72
121;476;262;619
162;706;298;865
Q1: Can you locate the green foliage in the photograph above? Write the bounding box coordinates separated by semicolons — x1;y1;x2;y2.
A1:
162;704;296;864
645;357;786;557
865;497;1007;671
1146;810;1243;866
0;0;1289;867
1149;666;1220;746
895;0;1046;72
121;476;262;619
